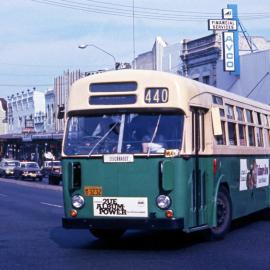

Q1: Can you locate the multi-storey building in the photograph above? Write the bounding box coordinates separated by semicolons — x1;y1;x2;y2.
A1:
7;88;45;134
181;33;222;85
44;89;55;133
54;70;83;132
133;36;182;75
0;98;7;135
180;34;270;87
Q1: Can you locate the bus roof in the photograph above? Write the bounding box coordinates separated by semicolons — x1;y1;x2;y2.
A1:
67;69;270;115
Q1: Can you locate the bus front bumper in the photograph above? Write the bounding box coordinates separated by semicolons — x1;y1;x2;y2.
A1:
62;217;184;230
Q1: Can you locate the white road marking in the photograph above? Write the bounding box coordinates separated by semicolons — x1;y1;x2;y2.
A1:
0;193;8;197
40;202;63;208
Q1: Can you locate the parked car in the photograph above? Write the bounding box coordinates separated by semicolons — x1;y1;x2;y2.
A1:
0;159;20;178
14;161;43;181
41;160;62;185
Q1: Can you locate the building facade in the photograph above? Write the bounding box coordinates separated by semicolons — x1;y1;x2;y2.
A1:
44;89;55;133
216;50;270;104
0;98;7;135
54;70;83;132
180;33;270;88
134;37;182;75
7;88;45;134
181;33;222;85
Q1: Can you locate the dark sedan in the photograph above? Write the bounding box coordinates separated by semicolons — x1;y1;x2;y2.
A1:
14;161;43;181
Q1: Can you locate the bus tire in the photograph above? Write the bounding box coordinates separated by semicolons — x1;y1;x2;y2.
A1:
90;228;125;241
210;187;232;240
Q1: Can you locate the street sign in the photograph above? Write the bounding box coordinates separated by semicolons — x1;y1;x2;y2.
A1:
208;19;237;31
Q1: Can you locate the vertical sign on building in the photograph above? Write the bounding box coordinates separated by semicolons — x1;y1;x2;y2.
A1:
223;32;235;71
208;4;240;76
226;4;240;76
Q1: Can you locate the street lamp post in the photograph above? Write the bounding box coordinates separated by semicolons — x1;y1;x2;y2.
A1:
78;44;117;70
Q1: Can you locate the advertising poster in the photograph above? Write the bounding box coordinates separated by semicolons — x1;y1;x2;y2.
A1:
240;159;269;191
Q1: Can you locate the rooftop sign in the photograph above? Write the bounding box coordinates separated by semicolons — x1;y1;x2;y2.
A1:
208;19;237;31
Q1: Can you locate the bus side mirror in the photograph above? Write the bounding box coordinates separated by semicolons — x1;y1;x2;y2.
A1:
211;106;222;136
161;160;175;191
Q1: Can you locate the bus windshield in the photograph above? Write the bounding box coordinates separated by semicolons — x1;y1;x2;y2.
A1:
64;112;184;155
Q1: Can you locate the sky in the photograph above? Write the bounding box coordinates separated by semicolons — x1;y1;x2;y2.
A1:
0;0;270;98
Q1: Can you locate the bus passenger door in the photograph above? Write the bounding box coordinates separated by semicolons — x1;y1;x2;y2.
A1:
189;107;208;229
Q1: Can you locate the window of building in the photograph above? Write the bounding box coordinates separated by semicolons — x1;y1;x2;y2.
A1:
219;108;225;117
248;126;255;146
202;76;210;85
246;110;253;123
239;124;247;146
236;107;244;122
216;121;226;145
226;104;234;120
228;122;237;145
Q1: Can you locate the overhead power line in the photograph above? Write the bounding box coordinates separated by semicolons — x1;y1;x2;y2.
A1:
29;0;270;21
0;84;52;87
28;0;220;22
0;73;56;77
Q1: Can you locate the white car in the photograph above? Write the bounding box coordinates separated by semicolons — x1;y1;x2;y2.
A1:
0;159;20;178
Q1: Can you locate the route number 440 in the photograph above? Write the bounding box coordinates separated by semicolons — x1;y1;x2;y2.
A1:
144;88;169;104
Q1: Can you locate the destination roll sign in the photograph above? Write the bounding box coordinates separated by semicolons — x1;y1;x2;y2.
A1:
208;19;237;31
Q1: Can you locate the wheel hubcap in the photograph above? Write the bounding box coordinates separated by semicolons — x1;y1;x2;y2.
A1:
217;198;227;226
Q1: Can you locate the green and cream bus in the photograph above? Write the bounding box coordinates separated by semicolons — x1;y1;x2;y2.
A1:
62;69;270;240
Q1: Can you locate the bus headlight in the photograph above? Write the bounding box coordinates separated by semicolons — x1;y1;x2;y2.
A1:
156;195;171;209
71;195;85;209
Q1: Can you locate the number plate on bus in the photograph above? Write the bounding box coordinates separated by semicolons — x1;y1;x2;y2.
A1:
85;186;102;196
93;197;148;217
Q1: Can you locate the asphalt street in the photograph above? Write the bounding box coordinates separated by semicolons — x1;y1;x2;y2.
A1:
1;178;270;270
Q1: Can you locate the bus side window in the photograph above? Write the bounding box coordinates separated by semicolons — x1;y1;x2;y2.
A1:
248;126;255;146
199;111;205;151
192;109;206;152
228;122;237;145
256;127;264;147
238;124;247;146
216;121;226;145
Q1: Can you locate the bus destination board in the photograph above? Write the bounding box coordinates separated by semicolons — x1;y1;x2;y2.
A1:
144;88;169;104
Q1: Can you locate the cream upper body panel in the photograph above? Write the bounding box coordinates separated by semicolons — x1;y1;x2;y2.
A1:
67;70;199;115
68;69;270;114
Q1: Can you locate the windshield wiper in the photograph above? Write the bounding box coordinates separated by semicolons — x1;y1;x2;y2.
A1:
147;114;162;156
88;122;119;156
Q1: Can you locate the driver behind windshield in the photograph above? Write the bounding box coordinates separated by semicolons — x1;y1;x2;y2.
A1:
141;117;166;153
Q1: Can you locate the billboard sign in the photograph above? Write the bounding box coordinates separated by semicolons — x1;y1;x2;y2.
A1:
223;32;235;71
208;19;237;31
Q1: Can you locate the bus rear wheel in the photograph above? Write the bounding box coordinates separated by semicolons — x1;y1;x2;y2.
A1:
90;228;125;241
211;187;232;239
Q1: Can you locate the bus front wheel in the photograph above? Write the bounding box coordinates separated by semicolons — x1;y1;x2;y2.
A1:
211;187;232;239
90;228;125;241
